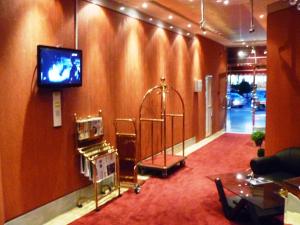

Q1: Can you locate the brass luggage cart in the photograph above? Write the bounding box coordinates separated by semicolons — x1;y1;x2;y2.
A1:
138;77;186;177
114;118;142;193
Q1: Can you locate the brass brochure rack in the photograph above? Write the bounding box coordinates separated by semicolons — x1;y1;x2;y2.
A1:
74;110;120;210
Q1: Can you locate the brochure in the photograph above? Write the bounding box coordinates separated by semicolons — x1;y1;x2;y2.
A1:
247;177;273;185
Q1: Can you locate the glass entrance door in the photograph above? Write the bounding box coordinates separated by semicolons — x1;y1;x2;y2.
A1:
226;74;266;133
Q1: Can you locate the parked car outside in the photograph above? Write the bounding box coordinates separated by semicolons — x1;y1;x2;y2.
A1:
227;92;247;108
251;89;266;110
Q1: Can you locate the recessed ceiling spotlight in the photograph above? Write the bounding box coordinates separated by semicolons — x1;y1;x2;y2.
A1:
223;0;229;5
157;23;164;28
142;2;148;9
120;6;125;11
264;50;267;55
129;11;138;19
187;24;192;28
187;32;191;36
259;14;264;19
246;45;249;48
203;31;207;35
149;18;153;21
168;15;173;20
189;0;194;2
216;0;222;2
169;26;174;29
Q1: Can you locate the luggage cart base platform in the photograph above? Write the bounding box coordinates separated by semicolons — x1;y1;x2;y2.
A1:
138;154;186;177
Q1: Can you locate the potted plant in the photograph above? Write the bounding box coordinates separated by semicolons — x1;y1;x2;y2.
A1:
251;130;265;157
257;148;265;157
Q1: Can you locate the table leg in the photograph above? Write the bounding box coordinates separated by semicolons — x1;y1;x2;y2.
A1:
248;203;262;225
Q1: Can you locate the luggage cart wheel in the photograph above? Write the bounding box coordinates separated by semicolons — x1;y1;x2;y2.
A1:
140;168;145;175
134;184;141;194
162;170;168;177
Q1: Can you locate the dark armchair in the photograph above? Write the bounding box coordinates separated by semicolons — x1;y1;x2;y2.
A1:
250;147;300;182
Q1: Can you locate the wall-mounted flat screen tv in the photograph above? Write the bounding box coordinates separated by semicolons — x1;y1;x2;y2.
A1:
37;45;82;88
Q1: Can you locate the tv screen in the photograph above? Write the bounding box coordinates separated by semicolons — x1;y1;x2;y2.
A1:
37;45;82;88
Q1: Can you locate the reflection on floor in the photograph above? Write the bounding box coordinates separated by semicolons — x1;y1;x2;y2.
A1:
226;105;266;133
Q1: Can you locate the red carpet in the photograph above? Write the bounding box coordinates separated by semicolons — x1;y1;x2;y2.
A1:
71;133;257;225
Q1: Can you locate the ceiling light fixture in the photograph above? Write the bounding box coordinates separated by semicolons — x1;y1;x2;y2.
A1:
200;0;210;36
149;18;153;21
129;11;139;19
157;23;164;28
168;15;173;20
200;0;205;29
238;50;247;58
249;0;255;33
283;0;300;10
200;0;220;37
259;14;264;19
169;26;174;29
142;3;148;9
223;0;229;5
187;24;192;28
120;6;125;11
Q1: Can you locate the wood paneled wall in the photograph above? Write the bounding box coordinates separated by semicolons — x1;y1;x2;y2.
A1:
0;0;226;221
266;7;300;155
199;37;227;136
0;154;4;225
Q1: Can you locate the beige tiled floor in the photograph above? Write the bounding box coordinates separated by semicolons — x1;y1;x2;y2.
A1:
44;130;224;225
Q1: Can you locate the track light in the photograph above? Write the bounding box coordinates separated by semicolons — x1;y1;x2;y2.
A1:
283;0;300;10
289;0;298;5
249;0;255;33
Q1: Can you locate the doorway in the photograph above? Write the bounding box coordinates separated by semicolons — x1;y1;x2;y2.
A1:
205;75;213;137
226;74;267;133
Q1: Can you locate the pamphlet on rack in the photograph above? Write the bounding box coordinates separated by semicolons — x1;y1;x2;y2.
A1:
91;117;103;137
95;154;116;182
247;177;273;185
76;117;103;140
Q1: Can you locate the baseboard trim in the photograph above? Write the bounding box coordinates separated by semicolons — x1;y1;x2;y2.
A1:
5;185;94;225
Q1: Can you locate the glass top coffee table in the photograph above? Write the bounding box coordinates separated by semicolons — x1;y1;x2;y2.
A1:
208;171;285;225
